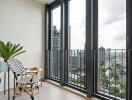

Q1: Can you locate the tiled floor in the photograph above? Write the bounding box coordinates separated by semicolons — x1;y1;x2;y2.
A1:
0;82;99;100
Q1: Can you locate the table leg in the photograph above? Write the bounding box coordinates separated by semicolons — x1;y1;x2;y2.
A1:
4;72;6;95
8;67;10;100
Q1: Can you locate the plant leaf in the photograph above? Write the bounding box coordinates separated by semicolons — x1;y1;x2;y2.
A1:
11;46;23;56
11;50;26;58
0;41;26;60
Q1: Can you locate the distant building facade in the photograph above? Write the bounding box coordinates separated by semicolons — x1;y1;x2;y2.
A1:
99;47;105;65
50;26;61;78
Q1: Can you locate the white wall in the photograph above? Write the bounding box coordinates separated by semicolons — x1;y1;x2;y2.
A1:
0;0;44;92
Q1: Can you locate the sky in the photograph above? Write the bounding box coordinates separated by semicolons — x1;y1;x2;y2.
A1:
52;7;60;31
98;0;126;49
52;0;126;50
69;0;86;50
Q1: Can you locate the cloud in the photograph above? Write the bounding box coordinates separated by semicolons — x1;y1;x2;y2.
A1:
114;33;126;43
52;0;126;50
99;0;126;49
99;0;126;26
103;14;125;26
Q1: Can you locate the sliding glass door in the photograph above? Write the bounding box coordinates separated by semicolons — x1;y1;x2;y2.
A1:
49;5;61;81
97;0;126;99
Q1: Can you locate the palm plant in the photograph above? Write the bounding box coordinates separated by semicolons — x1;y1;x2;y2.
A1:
0;41;26;95
0;40;26;62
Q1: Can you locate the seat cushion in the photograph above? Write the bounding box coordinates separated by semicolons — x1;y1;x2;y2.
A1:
18;76;32;85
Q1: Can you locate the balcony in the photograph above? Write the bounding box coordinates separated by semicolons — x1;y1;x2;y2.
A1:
0;0;132;100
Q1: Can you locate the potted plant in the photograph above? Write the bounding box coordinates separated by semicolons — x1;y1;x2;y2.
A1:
0;40;26;72
0;40;26;95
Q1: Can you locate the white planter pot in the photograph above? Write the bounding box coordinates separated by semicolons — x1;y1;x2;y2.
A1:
0;62;8;72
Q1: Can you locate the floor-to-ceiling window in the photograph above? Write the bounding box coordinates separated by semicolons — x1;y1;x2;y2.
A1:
45;0;128;99
97;0;126;99
49;5;61;81
67;0;86;91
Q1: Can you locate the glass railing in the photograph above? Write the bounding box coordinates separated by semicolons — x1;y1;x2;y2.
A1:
45;49;127;99
97;49;127;100
47;50;61;81
67;50;86;91
46;50;86;90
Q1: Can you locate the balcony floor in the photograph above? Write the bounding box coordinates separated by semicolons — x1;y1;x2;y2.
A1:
0;81;99;100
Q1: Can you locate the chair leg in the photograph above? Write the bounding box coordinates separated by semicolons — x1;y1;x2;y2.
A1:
30;84;34;100
13;82;18;100
35;84;39;94
19;87;22;96
12;96;15;100
37;85;39;94
31;96;34;100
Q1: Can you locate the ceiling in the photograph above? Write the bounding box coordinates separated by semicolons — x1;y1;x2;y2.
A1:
36;0;55;4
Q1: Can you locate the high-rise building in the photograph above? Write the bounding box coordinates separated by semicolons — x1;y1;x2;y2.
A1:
51;26;61;50
50;26;61;78
98;47;105;65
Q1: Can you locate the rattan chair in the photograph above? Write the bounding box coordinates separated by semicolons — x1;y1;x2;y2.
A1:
7;59;39;100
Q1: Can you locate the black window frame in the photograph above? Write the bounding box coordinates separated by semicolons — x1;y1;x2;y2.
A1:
44;0;131;99
45;0;94;96
92;0;128;100
45;0;62;82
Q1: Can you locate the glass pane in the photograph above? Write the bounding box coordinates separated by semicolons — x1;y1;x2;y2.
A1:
50;6;61;81
67;0;86;91
98;0;126;99
69;0;86;50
